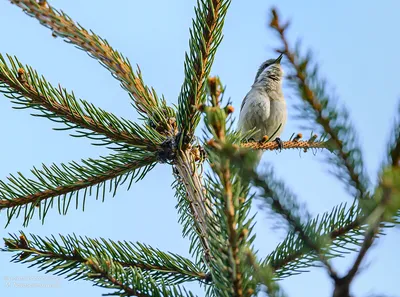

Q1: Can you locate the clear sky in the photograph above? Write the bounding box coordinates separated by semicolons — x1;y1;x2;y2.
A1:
0;1;399;296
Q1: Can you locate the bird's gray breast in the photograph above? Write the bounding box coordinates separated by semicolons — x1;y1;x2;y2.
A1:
238;88;287;140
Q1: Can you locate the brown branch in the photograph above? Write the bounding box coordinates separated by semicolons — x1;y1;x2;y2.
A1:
333;187;392;297
241;140;329;151
10;0;158;117
175;151;211;262
344;216;382;282
0;156;155;210
0;63;158;150
270;9;368;198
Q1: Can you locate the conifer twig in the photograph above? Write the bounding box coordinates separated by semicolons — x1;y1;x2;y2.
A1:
84;257;195;297
231;160;339;280
202;76;256;296
0;56;160;150
3;233;208;283
266;204;364;277
85;258;150;297
213;123;243;296
241;140;329;151
0;153;156;226
10;0;160;120
331;102;400;296
222;163;243;296
0;159;142;209
177;0;231;143
332;110;400;295
333;187;393;297
270;8;370;199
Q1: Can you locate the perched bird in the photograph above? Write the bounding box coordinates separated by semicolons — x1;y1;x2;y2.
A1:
237;54;287;161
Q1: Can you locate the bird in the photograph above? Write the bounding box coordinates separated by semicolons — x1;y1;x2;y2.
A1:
237;54;287;162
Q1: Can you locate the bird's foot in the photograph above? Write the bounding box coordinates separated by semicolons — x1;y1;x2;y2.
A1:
275;137;284;151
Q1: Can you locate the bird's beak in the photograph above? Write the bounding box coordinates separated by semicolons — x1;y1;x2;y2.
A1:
274;53;283;64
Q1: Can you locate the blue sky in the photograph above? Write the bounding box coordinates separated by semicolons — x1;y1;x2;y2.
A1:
0;1;399;296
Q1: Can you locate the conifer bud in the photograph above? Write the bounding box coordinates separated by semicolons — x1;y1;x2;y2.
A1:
225;105;234;114
293;133;302;142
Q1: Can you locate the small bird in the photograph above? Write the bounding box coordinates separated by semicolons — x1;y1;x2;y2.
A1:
237;54;287;161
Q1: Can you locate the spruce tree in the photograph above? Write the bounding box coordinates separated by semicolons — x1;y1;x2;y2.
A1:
1;1;399;297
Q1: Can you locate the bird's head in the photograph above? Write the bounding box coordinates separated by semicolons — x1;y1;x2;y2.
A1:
253;54;284;85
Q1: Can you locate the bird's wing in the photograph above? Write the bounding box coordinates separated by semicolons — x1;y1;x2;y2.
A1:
238;90;271;139
240;93;249;112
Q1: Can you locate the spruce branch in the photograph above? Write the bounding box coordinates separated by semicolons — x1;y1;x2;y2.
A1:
269;9;370;199
333;167;400;297
0;54;163;151
246;166;339;280
264;195;398;280
264;202;364;279
0;152;156;226
84;257;195;297
241;139;330;151
214;150;243;296
3;232;207;285
86;258;148;297
202;77;256;297
177;0;231;145
329;96;400;297
174;151;211;264
9;0;174;131
173;168;210;267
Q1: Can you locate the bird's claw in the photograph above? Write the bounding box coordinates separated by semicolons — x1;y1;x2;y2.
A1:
275;137;283;151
